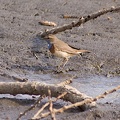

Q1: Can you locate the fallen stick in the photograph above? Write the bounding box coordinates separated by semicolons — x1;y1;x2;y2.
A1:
37;6;120;37
48;90;56;120
0;81;96;110
62;14;79;19
39;20;57;26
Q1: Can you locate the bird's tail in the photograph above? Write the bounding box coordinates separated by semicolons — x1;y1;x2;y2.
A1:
77;49;91;54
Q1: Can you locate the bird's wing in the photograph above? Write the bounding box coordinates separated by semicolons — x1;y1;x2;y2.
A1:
53;40;79;54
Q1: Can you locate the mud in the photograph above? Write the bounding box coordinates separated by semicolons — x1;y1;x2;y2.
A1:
0;0;120;120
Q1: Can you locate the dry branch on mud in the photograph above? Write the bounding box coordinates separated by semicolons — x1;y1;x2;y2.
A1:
37;6;120;38
0;81;96;110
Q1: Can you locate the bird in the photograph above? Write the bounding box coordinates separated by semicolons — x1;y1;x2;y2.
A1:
45;34;90;68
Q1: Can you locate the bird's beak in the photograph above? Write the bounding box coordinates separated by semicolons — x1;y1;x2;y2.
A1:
44;36;49;39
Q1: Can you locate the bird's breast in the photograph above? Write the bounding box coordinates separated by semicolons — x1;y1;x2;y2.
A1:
49;44;55;54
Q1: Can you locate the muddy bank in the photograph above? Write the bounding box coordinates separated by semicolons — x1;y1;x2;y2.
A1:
0;0;120;119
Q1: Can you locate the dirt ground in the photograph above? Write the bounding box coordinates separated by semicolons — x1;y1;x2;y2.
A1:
0;0;120;120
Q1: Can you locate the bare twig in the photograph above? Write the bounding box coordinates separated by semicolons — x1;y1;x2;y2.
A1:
32;52;39;60
32;91;67;120
48;90;56;120
39;20;57;26
49;101;56;120
17;95;43;120
37;6;120;37
57;79;72;86
55;92;67;102
32;102;49;120
39;85;120;119
62;14;79;19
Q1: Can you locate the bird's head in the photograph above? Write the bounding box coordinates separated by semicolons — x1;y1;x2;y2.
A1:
44;34;57;43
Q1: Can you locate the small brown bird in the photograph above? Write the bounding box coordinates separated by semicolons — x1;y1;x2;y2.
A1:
45;34;90;67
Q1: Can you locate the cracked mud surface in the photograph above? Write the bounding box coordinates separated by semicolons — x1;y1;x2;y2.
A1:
0;0;120;120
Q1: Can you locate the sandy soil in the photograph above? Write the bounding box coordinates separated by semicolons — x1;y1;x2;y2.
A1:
0;0;120;120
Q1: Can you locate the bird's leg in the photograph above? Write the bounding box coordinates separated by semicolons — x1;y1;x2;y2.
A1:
62;58;68;68
57;58;68;69
57;59;63;69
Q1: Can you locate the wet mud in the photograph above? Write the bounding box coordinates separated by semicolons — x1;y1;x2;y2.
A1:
0;0;120;119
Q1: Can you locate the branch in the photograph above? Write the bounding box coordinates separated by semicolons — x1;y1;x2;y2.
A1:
0;81;95;110
48;90;56;120
39;85;120;119
37;6;120;37
17;95;43;120
32;92;67;120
